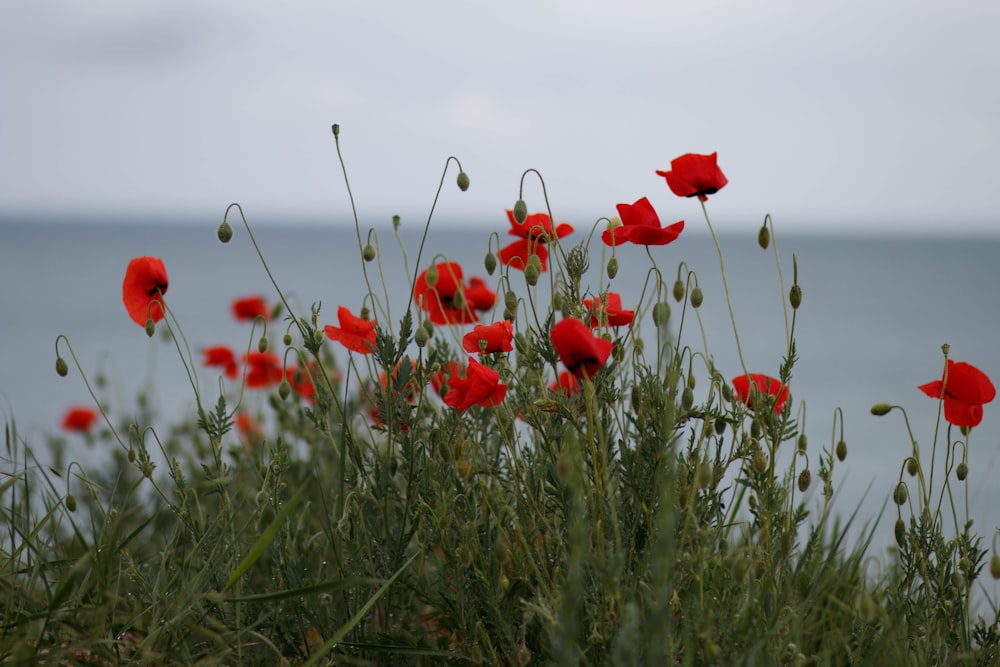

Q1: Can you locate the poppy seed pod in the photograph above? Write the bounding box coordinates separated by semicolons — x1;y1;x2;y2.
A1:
837;440;848;462
513;199;528;224
607;256;619;279
362;244;376;262
673;279;686;302
56;357;69;377
217;219;234;243
690;286;703;308
757;224;770;250
484;252;497;275
456;171;470;192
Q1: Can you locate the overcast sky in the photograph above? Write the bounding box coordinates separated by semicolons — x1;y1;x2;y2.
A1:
1;1;997;234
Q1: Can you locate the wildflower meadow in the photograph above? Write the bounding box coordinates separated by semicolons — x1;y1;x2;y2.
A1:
3;126;999;665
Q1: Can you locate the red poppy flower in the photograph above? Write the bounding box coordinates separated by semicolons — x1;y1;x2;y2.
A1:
918;360;996;428
285;365;316;402
550;370;581;397
465;277;496;312
732;373;789;415
655;152;728;202
61;406;99;433
463;320;514;354
583;292;635;328
122;256;169;326
202;345;239;379
602;197;685;247
231;295;270;321
324;306;377;354
550;317;614;379
414;262;485;325
234;411;265;446
244;351;283;388
497;210;574;272
430;360;464;398
444;357;508;412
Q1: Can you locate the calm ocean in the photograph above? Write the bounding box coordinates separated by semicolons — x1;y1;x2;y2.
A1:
2;219;999;562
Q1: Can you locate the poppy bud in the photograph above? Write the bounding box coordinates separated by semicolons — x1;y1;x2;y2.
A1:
682;388;695;410
714;417;727;435
836;440;848;462
990;554;1000;580
503;307;517;322
422;319;435;337
314;331;325;348
484;252;497;275
456;171;470;192
128;448;136;463
360;306;371;321
906;457;918;476
798;469;811;492
425;265;439;288
331;123;340;137
757;224;770;250
753;450;768;473
414;324;429;347
278;380;291;401
894;518;906;548
283;332;293;346
870;402;893;416
65;494;77;512
750;420;762;439
524;261;540;286
789;284;802;310
392;215;401;231
141;461;154;478
690;286;703;308
721;383;733;402
607;256;619;279
672;279;685;302
217;219;234;243
56;357;69;377
697;461;713;489
513;199;528;224
514;332;528;355
258;337;268;353
893;482;908;506
956;462;968;481
652;302;671;326
362;244;376;262
145;318;156;338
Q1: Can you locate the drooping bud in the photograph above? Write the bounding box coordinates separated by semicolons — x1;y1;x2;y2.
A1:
750;420;762;439
690;286;703;308
503;307;517;322
789;284;803;310
714;417;727;435
278;381;291;401
514;332;528;355
484;252;497;275
552;293;563;311
652;302;671;326
456;171;470;192
56;357;69;377
894;518;906;548
990;554;1000;580
906;457;918;476
392;215;401;231
607;256;619;279
283;332;293;346
524;260;540;286
422;319;435;337
513;199;528;224
425;264;439;288
797;434;808;454
893;482;908;506
721;382;733;403
65;495;77;512
362;244;376;262
258;337;268;353
836;440;848;462
672;279;685;302
870;402;893;416
757;224;770;250
956;462;968;481
681;387;694;410
145;318;156;338
217;219;234;243
798;469;812;492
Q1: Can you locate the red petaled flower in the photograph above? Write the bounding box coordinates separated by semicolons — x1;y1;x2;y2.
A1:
324;306;377;354
918;359;996;428
602;197;684;247
497;210;574;272
583;292;635;328
122;256;169;326
550;317;614;379
463;320;514;354
655;152;729;202
234;411;265;446
443;357;507;412
231;295;270;322
414;262;494;326
430;360;464;397
285;364;316;402
550;370;581;397
244;351;283;389
61;406;99;433
202;345;239;379
732;373;790;415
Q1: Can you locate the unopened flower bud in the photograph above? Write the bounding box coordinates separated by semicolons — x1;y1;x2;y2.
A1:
789;284;802;310
141;461;154;478
283;332;293;346
956;462;968;481
513;199;528;224
314;331;325;348
362;244;376;262
484;252;497;275
673;279;686;302
750;420;762;439
893;482;908;506
414;324;430;347
757;224;770;250
607;256;619;279
145;318;156;338
425;265;439;288
721;383;733;402
56;357;69;377
217;219;234;243
456;171;470;192
360;306;371;321
870;402;893;416
392;215;401;231
836;440;848;461
503;307;517;322
906;458;918;476
422;319;435;337
753;450;768;473
697;461;713;489
514;332;528;355
681;387;694;410
65;494;77;512
278;381;291;400
258;337;268;353
524;261;540;286
990;554;1000;580
652;302;671;326
127;448;136;463
690;286;703;308
714;417;727;435
797;434;808;454
894;518;906;548
798;469;812;492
